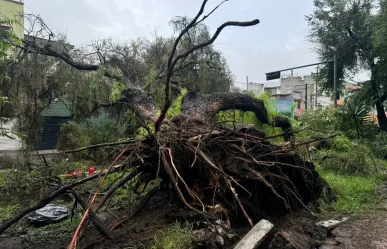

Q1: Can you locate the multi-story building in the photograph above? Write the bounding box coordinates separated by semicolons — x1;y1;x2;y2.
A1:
262;73;361;117
279;75;319;110
247;82;265;96
0;0;24;39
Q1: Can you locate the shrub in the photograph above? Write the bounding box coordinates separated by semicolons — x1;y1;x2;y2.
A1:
57;121;88;157
299;97;378;139
0;170;43;204
338;96;377;138
299;107;341;136
368;132;387;159
316;136;378;175
166;88;187;119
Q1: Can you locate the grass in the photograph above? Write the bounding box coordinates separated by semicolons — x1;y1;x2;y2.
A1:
318;169;386;215
150;223;193;249
26;217;82;245
0;171;6;188
0;204;20;222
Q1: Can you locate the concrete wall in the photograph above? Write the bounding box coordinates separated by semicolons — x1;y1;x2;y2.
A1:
280;75;316;110
248;82;265;96
0;0;24;39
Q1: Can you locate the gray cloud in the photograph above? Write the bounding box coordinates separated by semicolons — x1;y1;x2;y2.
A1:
24;0;323;85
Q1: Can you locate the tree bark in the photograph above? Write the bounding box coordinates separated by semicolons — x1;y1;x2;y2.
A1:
120;88;159;123
345;26;387;131
181;91;293;138
370;66;387;131
182;91;269;123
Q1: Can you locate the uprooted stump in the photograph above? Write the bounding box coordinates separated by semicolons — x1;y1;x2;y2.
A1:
133;120;328;224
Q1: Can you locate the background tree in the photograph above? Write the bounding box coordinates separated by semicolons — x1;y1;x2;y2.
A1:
306;0;387;131
0;9;238;149
373;0;387;108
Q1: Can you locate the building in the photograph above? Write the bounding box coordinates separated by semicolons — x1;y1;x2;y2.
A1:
39;100;72;150
263;73;361;117
247;82;265;96
279;75;317;111
0;0;24;39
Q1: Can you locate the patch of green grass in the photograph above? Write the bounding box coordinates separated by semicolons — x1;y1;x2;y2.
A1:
319;170;385;215
26;217;81;245
0;204;20;222
151;223;193;249
0;172;6;188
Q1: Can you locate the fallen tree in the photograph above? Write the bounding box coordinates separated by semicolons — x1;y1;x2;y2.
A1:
0;1;330;248
0;93;327;244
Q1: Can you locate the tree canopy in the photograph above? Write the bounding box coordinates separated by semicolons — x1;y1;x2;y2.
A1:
1;12;238;146
307;0;387;131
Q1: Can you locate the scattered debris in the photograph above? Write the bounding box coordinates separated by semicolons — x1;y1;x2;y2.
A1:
193;219;237;248
316;217;349;231
233;219;274;249
279;229;314;249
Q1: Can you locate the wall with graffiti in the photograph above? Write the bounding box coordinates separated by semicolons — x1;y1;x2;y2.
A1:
269;100;294;116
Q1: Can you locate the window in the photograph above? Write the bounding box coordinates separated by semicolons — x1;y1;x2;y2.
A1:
0;25;10;40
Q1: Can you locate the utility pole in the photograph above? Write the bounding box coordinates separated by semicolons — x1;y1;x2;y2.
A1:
291;69;294;97
333;53;338;107
305;83;308;110
246;76;249;91
315;67;319;109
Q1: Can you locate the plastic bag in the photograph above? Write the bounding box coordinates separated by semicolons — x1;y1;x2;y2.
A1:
28;203;69;227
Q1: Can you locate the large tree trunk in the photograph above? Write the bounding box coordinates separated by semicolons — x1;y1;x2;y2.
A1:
181;91;269;123
120;88;160;123
371;66;387;131
346;27;387;131
181;91;293;138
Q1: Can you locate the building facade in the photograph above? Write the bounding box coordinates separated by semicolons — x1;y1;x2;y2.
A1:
261;74;361;117
0;0;24;39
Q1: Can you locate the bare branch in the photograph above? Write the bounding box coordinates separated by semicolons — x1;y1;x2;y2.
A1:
69;189;113;239
196;0;229;26
172;19;260;71
153;0;209;131
22;38;99;71
155;12;260;131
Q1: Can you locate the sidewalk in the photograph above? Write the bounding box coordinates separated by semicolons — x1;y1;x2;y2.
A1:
0;149;58;160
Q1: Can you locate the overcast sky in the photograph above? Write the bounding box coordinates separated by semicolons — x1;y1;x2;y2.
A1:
23;0;368;88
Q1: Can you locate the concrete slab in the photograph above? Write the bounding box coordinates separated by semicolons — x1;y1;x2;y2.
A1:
233;219;274;249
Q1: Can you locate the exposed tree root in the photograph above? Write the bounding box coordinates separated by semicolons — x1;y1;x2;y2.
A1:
0;123;329;249
81;187;160;249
